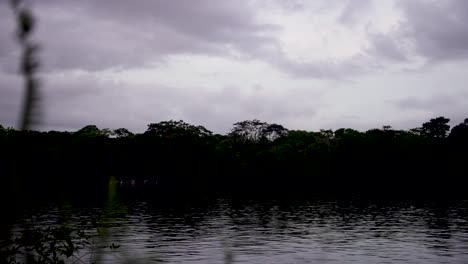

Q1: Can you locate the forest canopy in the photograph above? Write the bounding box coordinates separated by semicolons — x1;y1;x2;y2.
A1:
1;117;467;198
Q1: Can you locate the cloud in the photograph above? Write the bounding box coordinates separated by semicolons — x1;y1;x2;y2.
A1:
0;0;376;79
0;72;22;128
272;55;367;80
5;0;468;78
0;6;20;74
368;0;468;65
20;0;278;72
366;32;409;62
399;0;468;62
393;95;459;111
2;0;467;133
338;0;373;25
34;69;322;133
391;92;468;127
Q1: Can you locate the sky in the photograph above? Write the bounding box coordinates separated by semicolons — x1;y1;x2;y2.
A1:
1;0;468;134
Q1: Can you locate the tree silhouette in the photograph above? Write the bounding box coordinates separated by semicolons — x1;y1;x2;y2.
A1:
449;119;468;142
145;120;212;138
421;116;450;139
113;128;134;138
229;119;287;143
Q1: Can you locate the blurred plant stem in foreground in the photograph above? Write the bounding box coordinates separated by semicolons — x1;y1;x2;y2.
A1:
1;0;40;244
4;4;124;262
10;0;41;131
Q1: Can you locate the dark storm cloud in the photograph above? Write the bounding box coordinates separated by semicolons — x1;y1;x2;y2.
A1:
19;0;279;72
1;0;368;79
2;0;468;132
399;0;468;62
4;0;468;75
370;0;468;63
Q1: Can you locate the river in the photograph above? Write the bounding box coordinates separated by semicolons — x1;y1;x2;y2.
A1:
6;197;468;263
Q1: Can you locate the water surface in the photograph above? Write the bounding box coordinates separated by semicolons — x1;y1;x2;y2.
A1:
11;198;468;263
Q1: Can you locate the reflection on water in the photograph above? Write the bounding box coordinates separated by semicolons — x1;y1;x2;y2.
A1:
8;198;468;263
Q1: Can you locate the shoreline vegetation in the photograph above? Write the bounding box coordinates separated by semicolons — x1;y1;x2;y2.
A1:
1;117;467;201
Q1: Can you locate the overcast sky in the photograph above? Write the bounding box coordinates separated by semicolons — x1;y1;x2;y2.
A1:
1;0;468;133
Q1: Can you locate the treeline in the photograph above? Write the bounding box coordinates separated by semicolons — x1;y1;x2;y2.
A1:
1;117;468;198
